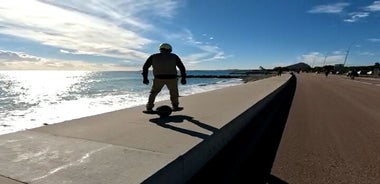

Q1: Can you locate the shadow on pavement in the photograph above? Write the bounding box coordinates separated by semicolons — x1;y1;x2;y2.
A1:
188;75;296;184
150;115;218;140
268;174;288;184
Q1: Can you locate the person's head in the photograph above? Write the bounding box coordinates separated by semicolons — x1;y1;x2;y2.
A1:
159;43;172;53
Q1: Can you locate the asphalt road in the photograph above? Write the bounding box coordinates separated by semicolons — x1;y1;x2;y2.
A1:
271;74;380;184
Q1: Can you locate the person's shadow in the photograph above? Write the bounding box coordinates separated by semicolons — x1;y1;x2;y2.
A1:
149;115;218;139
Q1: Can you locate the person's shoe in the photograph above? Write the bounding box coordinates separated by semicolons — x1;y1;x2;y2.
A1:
172;106;184;111
146;108;153;112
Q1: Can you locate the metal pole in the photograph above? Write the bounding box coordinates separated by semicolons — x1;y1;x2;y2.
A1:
343;42;355;66
323;53;328;66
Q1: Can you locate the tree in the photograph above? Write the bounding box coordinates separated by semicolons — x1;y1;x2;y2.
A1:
375;62;380;69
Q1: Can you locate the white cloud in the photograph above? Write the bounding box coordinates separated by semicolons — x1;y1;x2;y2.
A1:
0;50;136;70
299;51;345;66
179;29;226;65
183;53;210;64
0;50;41;62
332;50;344;55
365;1;380;11
39;0;180;29
0;60;136;71
308;3;350;14
344;12;370;22
0;0;229;70
367;38;380;42
0;0;182;66
298;52;323;66
309;2;375;23
325;55;345;65
359;51;375;56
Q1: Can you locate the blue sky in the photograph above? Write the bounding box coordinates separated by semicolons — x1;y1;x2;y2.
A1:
0;0;379;71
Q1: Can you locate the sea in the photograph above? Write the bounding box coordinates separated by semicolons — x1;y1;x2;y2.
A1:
0;70;244;135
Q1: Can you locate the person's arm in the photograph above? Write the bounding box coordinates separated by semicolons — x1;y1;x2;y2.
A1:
176;55;187;84
142;56;153;84
176;56;186;78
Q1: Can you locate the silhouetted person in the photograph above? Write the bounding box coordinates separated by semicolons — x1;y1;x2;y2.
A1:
350;69;358;80
142;43;186;112
325;70;329;77
277;67;283;76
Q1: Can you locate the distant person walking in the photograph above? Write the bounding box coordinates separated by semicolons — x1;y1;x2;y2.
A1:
325;70;329;77
142;43;187;112
277;67;283;76
349;69;358;80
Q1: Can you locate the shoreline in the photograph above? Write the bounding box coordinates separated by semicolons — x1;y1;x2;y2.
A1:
0;74;271;136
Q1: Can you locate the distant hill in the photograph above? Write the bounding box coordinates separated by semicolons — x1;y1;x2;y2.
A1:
286;62;311;71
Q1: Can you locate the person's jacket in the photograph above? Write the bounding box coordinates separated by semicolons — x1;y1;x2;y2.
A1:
142;52;186;79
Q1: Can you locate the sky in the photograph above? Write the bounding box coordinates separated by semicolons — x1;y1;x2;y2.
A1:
0;0;379;71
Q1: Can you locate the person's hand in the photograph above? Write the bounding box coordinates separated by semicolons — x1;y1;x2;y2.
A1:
143;78;149;85
181;78;186;85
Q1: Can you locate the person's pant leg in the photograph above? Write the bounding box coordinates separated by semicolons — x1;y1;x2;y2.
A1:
166;78;179;107
147;78;165;109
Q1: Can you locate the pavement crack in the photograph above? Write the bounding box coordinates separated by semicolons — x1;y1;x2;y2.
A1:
0;174;28;184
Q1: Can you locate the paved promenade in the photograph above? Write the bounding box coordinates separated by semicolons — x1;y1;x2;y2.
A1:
272;74;380;184
0;75;290;184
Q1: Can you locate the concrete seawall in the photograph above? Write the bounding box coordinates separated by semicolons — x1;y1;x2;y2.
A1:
0;74;294;184
189;74;296;183
145;75;297;183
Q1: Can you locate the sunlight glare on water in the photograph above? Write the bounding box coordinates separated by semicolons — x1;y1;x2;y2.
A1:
2;70;92;106
0;70;95;134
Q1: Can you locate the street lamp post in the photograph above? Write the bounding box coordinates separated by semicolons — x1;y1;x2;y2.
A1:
343;42;355;67
323;53;328;66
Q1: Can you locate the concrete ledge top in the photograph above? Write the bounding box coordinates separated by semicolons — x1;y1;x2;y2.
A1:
0;74;291;184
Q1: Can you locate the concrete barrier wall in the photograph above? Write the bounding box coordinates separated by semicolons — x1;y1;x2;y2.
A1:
143;74;297;183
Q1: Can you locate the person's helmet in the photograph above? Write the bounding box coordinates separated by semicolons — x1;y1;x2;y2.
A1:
159;43;172;51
